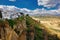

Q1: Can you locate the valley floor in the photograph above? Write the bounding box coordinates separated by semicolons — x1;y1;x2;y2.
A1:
32;17;60;38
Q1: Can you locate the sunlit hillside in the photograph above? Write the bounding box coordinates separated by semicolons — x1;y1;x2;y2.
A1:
32;16;60;39
0;12;60;40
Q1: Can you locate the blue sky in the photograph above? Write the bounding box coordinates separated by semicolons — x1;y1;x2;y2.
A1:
0;0;58;10
0;0;60;15
0;0;38;10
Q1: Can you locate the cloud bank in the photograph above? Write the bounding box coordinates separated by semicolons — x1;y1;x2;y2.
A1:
0;5;60;16
38;0;60;8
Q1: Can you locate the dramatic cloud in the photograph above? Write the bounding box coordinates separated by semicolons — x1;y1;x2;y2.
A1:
38;0;60;8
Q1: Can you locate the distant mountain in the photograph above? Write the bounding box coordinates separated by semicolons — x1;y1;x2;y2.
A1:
32;13;60;16
0;5;60;19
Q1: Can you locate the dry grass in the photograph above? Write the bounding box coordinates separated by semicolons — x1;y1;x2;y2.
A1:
32;17;60;38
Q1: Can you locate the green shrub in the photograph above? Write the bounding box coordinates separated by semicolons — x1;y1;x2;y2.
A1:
7;19;16;28
26;16;44;40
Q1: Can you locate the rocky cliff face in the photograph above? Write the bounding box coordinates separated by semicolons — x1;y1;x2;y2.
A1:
0;15;35;40
0;20;19;40
0;15;59;40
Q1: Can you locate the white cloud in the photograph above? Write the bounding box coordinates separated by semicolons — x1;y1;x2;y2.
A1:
20;8;31;12
0;5;20;12
9;0;16;2
28;8;60;16
38;0;60;8
0;5;60;17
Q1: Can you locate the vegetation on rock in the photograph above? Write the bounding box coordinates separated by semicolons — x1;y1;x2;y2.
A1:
0;13;60;40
